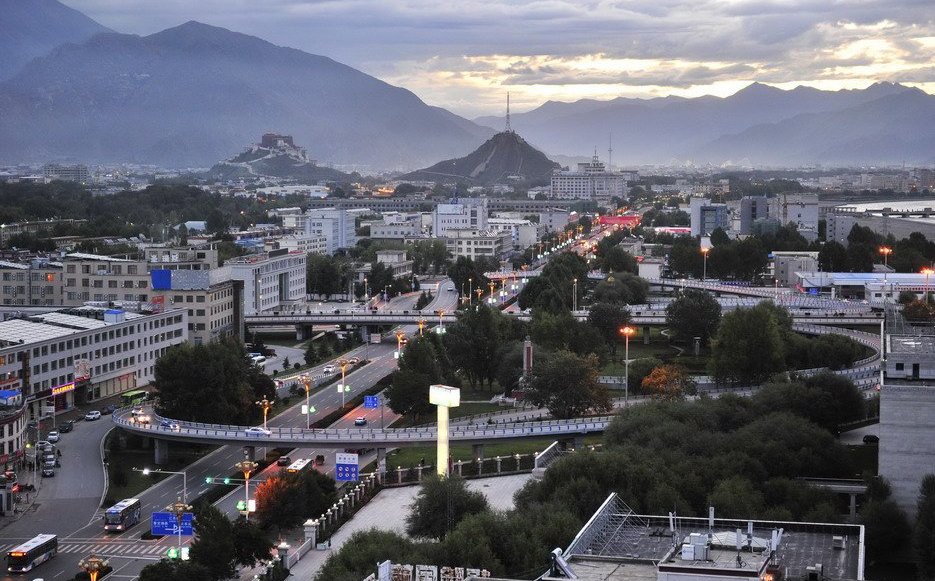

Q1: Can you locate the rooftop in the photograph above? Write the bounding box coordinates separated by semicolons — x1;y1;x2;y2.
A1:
0;307;145;347
889;335;935;354
542;494;864;581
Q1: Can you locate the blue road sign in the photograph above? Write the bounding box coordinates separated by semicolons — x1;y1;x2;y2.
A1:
151;511;194;536
335;452;359;482
363;395;379;409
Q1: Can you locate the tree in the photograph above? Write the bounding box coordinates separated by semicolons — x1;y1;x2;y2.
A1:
388;334;457;420
254;473;307;532
753;373;864;433
915;474;935;579
443;304;506;388
587;302;631;357
139;560;212;581
628;357;664;394
600;246;637;274
905;300;935;321
281;356;290;369
592;273;648;305
668;237;703;277
709;302;787;385
709;227;730;246
154;339;256;424
415;291;432;310
861;499;910;564
313;530;432;581
406;474;490;540
232;518;273;568
665;289;721;346
304;342;319;366
641;364;696;401
818;241;848;272
306;254;346;297
527;350;611;419
189;503;237;580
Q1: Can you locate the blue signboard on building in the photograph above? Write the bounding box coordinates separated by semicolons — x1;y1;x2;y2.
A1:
151;511;194;536
363;395;379;409
335;452;359;482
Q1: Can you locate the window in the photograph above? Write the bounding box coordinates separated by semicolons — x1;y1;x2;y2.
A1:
896;363;905;371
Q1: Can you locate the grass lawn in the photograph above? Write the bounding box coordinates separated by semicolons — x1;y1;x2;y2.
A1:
381;435;602;469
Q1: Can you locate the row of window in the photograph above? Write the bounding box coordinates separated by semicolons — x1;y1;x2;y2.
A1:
66;263;141;275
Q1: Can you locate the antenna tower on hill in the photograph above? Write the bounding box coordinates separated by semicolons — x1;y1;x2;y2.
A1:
505;92;512;133
608;133;614;170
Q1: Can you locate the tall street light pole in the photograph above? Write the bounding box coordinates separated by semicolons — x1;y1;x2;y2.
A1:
468;278;473;304
138;467;188;503
338;359;350;408
572;278;578;312
235;459;258;522
166;497;192;549
255;397;272;430
701;247;710;282
436;309;446;334
299;373;312;429
619;326;635;407
79;555;109;581
923;267;934;304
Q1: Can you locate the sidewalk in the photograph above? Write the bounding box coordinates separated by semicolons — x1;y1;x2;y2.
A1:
266;473;532;580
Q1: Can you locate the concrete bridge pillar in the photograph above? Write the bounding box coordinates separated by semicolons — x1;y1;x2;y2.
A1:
642;326;651;344
376;448;387;483
849;494;857;520
154;438;169;465
295;325;307;341
472;444;485;461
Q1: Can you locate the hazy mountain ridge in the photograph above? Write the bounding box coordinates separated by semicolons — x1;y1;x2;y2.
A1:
474;83;933;165
400;131;560;186
0;20;493;169
0;0;112;81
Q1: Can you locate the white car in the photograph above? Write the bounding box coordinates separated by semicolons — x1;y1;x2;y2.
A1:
323;365;336;374
85;410;102;421
47;431;60;443
245;426;272;437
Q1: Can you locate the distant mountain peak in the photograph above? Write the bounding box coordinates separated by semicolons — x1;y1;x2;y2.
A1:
400;130;559;186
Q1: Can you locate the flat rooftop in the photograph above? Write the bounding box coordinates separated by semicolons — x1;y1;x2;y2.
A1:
0;307;145;347
541;494;863;581
889;335;935;354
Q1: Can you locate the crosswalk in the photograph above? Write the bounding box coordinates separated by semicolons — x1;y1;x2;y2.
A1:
0;540;182;559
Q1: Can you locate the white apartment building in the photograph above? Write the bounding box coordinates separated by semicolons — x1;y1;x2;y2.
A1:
768;194;819;236
433;198;489;237
0;306;187;420
550;155;635;201
370;213;423;242
267;234;328;256
487;218;542;250
443;230;512;260
302;208;364;254
219;249;306;315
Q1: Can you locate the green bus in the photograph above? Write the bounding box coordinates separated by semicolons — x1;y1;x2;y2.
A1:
120;390;148;407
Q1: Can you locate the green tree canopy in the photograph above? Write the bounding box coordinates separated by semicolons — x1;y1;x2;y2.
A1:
406;475;490;540
709;302;787;384
388;333;459;420
587;302;631;357
665;289;722;346
527;350;611;418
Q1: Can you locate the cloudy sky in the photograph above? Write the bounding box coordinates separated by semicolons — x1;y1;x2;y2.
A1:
66;0;935;118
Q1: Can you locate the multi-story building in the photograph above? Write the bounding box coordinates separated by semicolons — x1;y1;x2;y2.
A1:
218;249;306;315
488;218;542;250
0;399;26;481
267;234;328;256
42;163;90;183
0;259;63;306
302;208;361;254
689;197;729;237
768;194;819;237
550;155;635;202
433;198;489;237
0;219;87;246
370;214;423;242
443;230;512;261
738;196;769;235
538;209;575;233
0;306;187;421
770;251;819;287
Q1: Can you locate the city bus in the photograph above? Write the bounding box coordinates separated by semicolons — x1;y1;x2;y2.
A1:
6;534;58;573
120;389;148;407
286;458;313;474
104;498;143;532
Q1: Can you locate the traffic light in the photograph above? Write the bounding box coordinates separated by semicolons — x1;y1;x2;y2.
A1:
236;500;247;511
223;477;231;485
205;476;213;484
167;547;179;560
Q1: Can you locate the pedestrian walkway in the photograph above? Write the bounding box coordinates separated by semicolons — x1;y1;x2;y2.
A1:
271;473;532;580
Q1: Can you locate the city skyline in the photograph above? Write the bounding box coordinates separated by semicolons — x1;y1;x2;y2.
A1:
64;0;935;118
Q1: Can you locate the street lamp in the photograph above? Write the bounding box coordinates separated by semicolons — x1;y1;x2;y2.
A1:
701;246;710;281
436;309;446;334
619;326;635;407
879;246;893;268
255;397;273;430
922;267;934;304
166;496;192;549
468;277;473;304
135;467;188;502
235;459;258;522
299;374;313;429
395;330;406;359
78;554;109;581
338;359;351;407
363;277;368;305
418;318;426;337
572;278;578;312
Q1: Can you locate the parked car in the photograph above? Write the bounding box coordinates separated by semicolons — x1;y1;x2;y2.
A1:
276;456;292;467
159;420;180;432
59;420;74;433
37;440;51;450
102;404;118;415
354;417;367;426
41;465;55;478
314;454;325;466
85;410;102;421
47;431;59;443
863;434;880;444
245;426;272;437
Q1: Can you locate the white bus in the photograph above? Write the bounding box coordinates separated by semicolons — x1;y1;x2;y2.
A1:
104;498;143;532
286;458;313;474
6;534;58;573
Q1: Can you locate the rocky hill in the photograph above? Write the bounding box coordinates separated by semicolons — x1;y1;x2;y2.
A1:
400;131;559;186
209;134;352;182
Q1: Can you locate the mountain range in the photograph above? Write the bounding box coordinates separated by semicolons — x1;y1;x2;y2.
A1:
0;16;492;170
475;83;935;166
400;131;559;186
0;0;111;81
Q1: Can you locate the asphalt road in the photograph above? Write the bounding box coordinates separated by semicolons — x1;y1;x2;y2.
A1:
0;282;455;580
